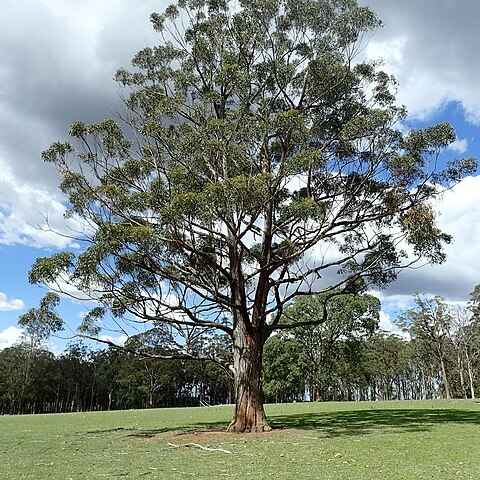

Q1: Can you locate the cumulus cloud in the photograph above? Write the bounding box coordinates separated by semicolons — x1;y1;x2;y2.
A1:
310;173;480;306
381;175;480;302
370;291;412;314
362;0;480;122
98;334;128;346
378;311;406;338
0;326;24;349
0;0;160;181
448;138;468;154
0;292;25;311
0;0;161;247
0;158;83;248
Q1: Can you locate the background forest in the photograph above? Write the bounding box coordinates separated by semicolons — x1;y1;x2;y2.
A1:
2;288;479;415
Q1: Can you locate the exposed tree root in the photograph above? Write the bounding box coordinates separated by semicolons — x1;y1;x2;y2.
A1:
226;422;272;433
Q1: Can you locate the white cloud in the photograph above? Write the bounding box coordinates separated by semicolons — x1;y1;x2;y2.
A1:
0;0;159;249
0;158;82;249
448;138;468;154
98;334;128;346
370;291;412;314
381;175;480;303
48;278;100;303
0;326;24;349
365;36;406;77
362;0;480;123
0;292;25;311
378;311;406;338
46;340;64;358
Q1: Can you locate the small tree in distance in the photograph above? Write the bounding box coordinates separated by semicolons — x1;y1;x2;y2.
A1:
273;292;380;400
396;294;454;400
29;0;476;432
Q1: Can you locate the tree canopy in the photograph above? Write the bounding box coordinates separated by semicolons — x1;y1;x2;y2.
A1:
28;0;476;432
266;292;380;400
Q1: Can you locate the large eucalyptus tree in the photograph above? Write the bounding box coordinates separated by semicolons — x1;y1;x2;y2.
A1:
30;0;476;432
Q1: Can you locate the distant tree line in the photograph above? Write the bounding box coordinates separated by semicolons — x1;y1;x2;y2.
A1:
0;334;233;415
263;291;480;403
1;290;479;415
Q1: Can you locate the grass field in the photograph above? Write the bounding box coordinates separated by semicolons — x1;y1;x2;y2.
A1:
1;400;479;479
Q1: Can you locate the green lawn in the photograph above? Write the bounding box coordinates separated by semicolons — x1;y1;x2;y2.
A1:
1;400;479;479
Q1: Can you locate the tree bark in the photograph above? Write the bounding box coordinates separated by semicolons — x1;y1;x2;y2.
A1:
439;355;451;400
457;352;467;399
227;323;271;433
464;349;476;400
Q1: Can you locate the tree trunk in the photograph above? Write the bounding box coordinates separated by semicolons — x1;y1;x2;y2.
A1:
465;349;476;400
227;324;271;433
108;389;113;411
457;352;467;399
439;356;451;400
436;343;451;400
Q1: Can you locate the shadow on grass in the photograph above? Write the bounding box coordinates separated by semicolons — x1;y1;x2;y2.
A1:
81;426;186;438
101;406;480;439
269;408;480;437
127;424;228;438
86;427;127;434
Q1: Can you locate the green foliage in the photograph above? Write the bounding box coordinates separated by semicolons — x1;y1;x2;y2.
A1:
396;294;456;399
28;253;75;285
263;336;309;401
32;0;476;336
273;292;380;400
396;294;453;352
18;293;64;344
0;343;58;414
281;292;380;331
27;0;477;428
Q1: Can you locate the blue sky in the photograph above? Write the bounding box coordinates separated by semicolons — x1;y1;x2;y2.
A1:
1;0;480;350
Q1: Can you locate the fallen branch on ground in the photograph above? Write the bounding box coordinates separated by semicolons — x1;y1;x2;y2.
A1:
167;442;235;454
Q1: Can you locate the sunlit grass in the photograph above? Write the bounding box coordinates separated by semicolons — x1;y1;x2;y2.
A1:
1;400;479;479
